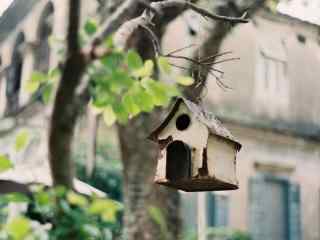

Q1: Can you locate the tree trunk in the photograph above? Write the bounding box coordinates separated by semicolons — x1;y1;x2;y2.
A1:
119;111;180;240
117;6;189;239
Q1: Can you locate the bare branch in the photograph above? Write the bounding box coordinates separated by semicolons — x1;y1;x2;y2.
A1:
113;0;249;49
90;0;140;46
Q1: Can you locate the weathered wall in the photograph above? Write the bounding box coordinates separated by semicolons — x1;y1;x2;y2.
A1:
206;10;320;139
0;0;98;182
163;8;320;240
227;124;320;240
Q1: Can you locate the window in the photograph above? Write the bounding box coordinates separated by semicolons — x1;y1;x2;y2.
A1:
255;39;289;116
206;193;229;227
5;32;25;115
34;2;54;73
249;176;301;240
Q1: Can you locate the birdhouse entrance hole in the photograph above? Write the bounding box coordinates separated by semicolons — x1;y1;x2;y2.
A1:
176;114;191;131
166;141;191;181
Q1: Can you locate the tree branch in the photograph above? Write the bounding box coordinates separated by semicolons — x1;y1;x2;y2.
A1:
113;0;249;49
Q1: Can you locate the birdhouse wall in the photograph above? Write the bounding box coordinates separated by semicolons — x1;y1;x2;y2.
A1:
207;135;238;185
157;104;209;178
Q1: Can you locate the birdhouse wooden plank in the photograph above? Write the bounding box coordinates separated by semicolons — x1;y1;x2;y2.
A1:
148;98;241;192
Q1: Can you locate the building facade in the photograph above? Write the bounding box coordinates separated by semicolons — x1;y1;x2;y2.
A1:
165;7;320;240
1;1;320;240
0;0;101;193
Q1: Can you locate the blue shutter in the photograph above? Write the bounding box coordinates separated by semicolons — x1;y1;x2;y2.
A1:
249;176;269;240
206;193;215;227
206;193;229;227
288;184;301;240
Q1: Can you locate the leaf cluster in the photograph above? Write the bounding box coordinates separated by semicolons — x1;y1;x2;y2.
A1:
0;186;123;240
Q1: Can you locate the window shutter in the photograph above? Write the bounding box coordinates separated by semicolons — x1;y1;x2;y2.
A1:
249;176;269;240
206;193;215;227
206;193;229;227
288;184;301;240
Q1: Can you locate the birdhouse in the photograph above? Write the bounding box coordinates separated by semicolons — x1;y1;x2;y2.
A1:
148;98;242;192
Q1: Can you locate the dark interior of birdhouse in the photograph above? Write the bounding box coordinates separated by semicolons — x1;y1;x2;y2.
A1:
176;114;191;131
166;140;191;181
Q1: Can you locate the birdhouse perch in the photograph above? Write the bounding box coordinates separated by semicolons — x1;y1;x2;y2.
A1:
148;98;242;192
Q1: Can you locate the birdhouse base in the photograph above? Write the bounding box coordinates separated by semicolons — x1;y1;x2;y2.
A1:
155;177;238;192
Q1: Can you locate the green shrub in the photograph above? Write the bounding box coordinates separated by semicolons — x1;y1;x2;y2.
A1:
0;186;122;239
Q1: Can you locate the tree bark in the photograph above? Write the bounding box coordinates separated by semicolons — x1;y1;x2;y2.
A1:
117;4;193;239
49;0;85;188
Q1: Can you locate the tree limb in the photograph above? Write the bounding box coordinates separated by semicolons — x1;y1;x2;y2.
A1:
113;0;248;50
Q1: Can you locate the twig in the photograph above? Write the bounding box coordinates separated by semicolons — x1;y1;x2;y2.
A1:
140;24;162;56
164;44;197;56
199;51;233;63
202;57;240;65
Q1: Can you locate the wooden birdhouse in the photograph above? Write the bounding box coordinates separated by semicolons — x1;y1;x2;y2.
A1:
148;98;242;192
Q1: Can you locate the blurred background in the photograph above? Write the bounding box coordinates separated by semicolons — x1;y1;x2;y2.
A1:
0;0;319;240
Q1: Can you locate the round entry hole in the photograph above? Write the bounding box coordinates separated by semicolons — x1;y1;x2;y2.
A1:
176;114;191;131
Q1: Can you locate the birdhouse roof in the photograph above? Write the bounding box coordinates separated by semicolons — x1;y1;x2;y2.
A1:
148;98;241;150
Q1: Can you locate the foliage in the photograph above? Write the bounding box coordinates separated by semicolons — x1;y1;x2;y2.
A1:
75;141;123;202
15;130;30;152
0;186;123;240
88;43;183;126
0;155;13;173
24;18;194;127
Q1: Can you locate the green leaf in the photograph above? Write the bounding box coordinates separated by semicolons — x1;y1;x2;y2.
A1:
157;56;172;74
89;100;104;115
133;85;155;112
122;93;141;116
109;71;133;94
104;36;114;49
112;103;129;124
67;191;88;207
140;78;170;106
176;76;194;86
48;67;61;79
42;83;54;104
15;130;30;152
30;72;47;83
101;53;124;73
1;193;29;204
88;199;122;222
126;50;143;70
133;60;154;78
24;80;40;93
0;155;12;173
34;191;50;206
84;19;98;36
103;106;117;126
6;216;31;240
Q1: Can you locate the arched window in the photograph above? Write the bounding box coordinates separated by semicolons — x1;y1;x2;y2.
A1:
5;32;25;115
34;2;54;73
